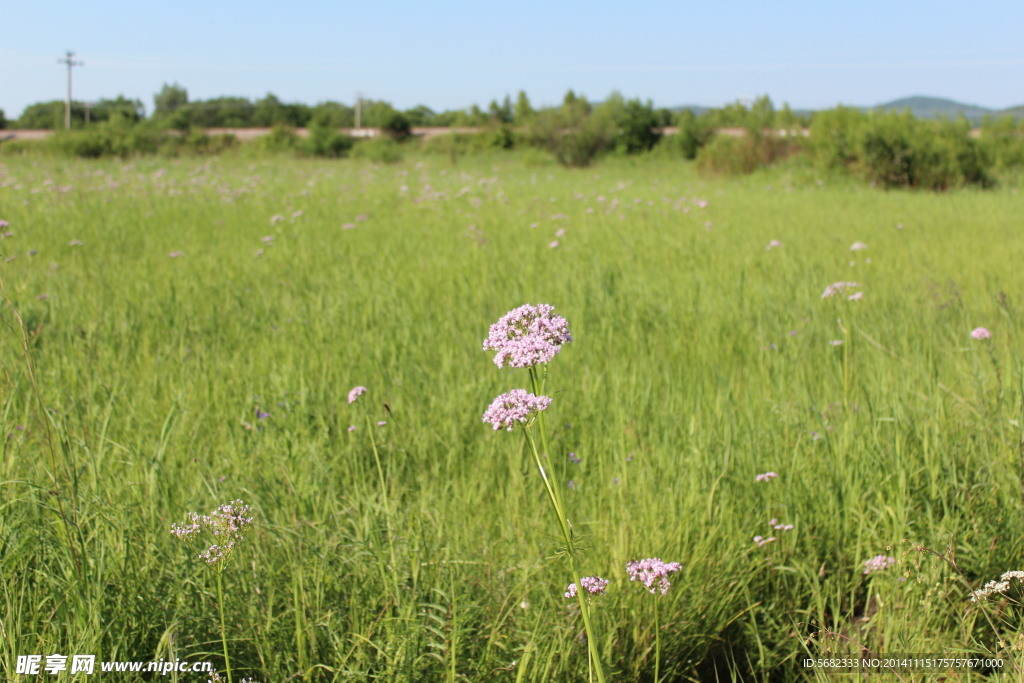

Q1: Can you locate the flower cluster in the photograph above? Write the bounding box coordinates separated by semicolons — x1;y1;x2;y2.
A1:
821;281;861;299
482;389;552;431
171;499;254;569
482;304;572;369
348;385;368;404
863;555;895;575
755;471;778;483
753;535;776;547
565;576;609;598
626;558;682;595
971;570;1024;602
769;518;793;532
971;327;991;340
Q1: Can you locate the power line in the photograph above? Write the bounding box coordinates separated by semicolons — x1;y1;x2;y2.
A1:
57;51;84;130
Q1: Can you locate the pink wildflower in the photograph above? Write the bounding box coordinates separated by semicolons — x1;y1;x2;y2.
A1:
850;241;868;251
971;327;991;340
483;304;572;369
753;536;777;547
482;389;551;431
863;555;895;575
755;472;778;483
348;386;368;404
566;576;609;598
821;281;860;299
626;558;682;594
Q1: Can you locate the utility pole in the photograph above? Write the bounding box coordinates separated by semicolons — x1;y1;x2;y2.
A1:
57;51;83;130
355;91;363;129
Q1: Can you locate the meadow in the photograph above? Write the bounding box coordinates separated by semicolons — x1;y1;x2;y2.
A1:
2;151;1023;681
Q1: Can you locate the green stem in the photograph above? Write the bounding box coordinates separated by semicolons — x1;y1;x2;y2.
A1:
523;421;606;683
217;570;233;683
654;599;661;682
366;415;401;601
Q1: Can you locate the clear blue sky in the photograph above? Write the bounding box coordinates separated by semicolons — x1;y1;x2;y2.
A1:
2;0;1022;118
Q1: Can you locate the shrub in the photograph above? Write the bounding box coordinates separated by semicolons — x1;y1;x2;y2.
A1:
380;111;412;140
527;93;615;168
696;133;799;176
305;124;353;158
257;125;300;154
351;137;403;163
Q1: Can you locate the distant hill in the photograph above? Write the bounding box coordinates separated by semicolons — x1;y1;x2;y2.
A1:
667;97;1024;124
874;96;993;122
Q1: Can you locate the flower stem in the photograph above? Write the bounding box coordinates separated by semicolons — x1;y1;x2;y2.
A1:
217;570;233;683
523;419;606;683
366;415;401;601
654;598;661;682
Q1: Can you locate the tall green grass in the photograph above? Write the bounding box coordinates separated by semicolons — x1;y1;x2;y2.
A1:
2;153;1023;680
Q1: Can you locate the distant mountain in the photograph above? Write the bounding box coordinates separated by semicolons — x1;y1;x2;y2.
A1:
665;96;1024;124
874;96;993;122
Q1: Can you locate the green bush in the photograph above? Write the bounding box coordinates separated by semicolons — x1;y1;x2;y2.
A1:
305;124;353;158
527;93;615;168
670;110;713;160
256;125;300;153
696;133;799;175
351;137;403;163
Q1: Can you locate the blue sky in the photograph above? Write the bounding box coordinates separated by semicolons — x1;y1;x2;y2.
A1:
3;0;1022;118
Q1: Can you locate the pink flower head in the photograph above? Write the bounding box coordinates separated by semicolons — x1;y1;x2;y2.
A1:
566;576;609;598
755;471;778;483
850;241;868;251
753;536;777;547
348;386;368;404
626;558;682;594
483;304;572;369
863;555;895;575
971;327;991;340
848;291;863;302
766;239;783;250
821;281;860;299
483;389;551;431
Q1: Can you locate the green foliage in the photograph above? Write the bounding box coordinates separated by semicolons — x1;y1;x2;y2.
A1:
696;132;799;175
980;115;1024;170
811;109;993;189
528;90;615;167
305;124;353;158
0;109;6;130
256;124;300;153
15;101;71;129
670;110;713;159
403;105;436;127
153;82;189;118
252;93;311;128
596;92;662;154
309;101;355;129
380;111;412;140
350;136;403;162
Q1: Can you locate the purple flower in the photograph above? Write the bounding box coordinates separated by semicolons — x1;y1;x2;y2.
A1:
626;558;682;595
566;576;609;598
255;409;270;420
567;479;575;489
766;239;783;250
755;472;778;483
347;425;356;432
482;304;572;369
847;291;863;302
863;555;895;575
348;386;368;404
377;420;387;426
569;452;581;464
753;535;777;547
971;327;991;340
548;240;560;248
482;389;552;431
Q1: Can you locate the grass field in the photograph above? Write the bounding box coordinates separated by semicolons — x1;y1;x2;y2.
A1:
2;151;1024;681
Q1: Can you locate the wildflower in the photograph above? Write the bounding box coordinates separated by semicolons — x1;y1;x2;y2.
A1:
483;304;572;369
348;386;368;404
753;536;777;547
821;281;860;299
69;239;83;247
270;214;284;224
568;479;575;489
255;409;270;421
549;240;560;248
848;292;863;302
555;228;566;237
261;235;274;244
626;558;682;594
37;293;49;300
168;250;184;258
171;499;254;569
971;327;991;340
971;571;1024;601
377;420;387;426
850;241;868;251
766;239;783;250
569;452;581;464
863;555;895;575
342;222;357;229
347;425;356;432
482;389;552;431
755;472;778;483
566;576;609;598
0;220;7;228
830;340;844;346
